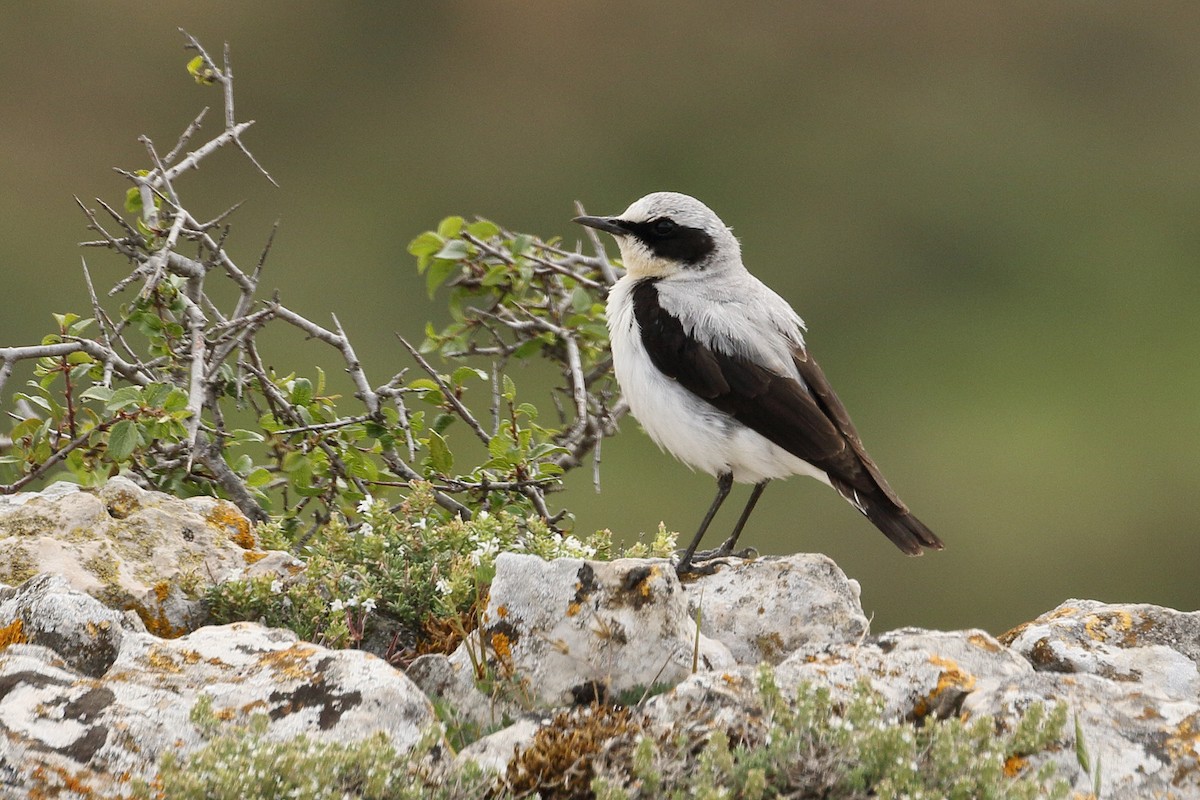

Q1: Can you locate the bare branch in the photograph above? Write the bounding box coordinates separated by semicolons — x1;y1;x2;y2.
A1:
163;106;209;165
395;334;490;445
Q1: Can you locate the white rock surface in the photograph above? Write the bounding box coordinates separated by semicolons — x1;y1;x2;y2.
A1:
685;553;869;664
1002;598;1200;701
0;580;436;798
0;477;281;636
965;672;1200;799
0;572;143;677
443;554;733;710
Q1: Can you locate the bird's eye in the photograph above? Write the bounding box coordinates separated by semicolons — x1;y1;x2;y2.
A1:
651;217;677;236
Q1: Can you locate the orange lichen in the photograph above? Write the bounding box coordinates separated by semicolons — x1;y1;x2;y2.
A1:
1084;610;1133;644
206;502;254;549
127;600;187;639
1165;712;1200;772
491;631;512;661
496;604;509;618
566;601;582;617
145;645;183;673
153;581;172;604
1003;754;1028;777
0;619;26;650
911;655;975;719
242;551;268;565
967;633;1002;653
242;699;268;715
259;644;320;682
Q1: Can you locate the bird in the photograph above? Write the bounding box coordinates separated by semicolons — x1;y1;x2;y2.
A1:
574;191;942;573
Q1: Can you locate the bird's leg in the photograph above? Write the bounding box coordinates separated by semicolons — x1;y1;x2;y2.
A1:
675;472;733;573
704;479;769;559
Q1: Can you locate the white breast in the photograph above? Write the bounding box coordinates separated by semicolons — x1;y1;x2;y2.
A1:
606;277;830;486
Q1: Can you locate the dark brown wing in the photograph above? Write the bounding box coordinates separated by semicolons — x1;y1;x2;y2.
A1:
631;278;942;554
632;279;875;489
791;348;905;509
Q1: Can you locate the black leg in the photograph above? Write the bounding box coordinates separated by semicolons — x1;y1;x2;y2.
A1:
714;479;768;556
676;473;733;572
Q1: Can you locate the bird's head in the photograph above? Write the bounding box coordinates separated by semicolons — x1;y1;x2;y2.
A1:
574;191;741;279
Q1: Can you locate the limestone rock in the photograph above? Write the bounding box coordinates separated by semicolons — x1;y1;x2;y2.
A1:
643;627;1030;735
414;554;734;719
965;671;1200;799
1002;598;1200;701
0;579;436;798
685;553;869;664
0;573;143;677
456;717;542;775
0;477;280;636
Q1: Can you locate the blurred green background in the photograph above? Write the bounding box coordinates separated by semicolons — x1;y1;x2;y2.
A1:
2;3;1198;635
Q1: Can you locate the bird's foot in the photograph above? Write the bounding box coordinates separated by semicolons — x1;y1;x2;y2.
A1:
674;545;758;577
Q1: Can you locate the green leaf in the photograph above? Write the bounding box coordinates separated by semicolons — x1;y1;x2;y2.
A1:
451;366;487;386
107;419;139;462
408;231;444;259
163;389;190;413
79;386;114;404
246;467;273;488
432;239;471;261
511;338;545;359
290;378;313;406
488;433;511;459
426;430;453;474
466;219;500;239
426;260;458;297
437;216;465;239
187;55;216;85
106;386;143;411
481;264;511;287
124;186;143;214
510;234;533;256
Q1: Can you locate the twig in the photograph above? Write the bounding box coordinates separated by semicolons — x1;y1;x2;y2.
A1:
395;333;490;445
0;418;119;495
163;106;209;165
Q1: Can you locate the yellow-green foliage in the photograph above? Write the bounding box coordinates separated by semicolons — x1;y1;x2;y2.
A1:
133;695;491;800
589;671;1071;800
207;484;675;653
141;675;1070;800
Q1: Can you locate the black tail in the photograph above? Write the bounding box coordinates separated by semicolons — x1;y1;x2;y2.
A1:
832;479;943;556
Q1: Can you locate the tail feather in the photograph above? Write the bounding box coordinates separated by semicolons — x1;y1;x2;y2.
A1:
832;479;943;555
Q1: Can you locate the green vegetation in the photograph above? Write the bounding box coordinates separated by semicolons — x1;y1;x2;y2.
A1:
137;673;1070;800
208;485;665;659
132;694;494;800
589;671;1070;799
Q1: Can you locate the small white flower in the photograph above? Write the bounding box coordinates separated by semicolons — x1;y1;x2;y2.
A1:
477;510;489;520
356;495;374;514
269;579;283;594
359;521;376;538
330;599;345;613
414;517;428;530
435;578;452;596
362;598;377;613
345;597;359;608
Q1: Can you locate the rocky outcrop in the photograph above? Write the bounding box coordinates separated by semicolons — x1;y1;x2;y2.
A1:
1;480;1198;798
0;574;436;797
444;558;1200;799
0;477;288;637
